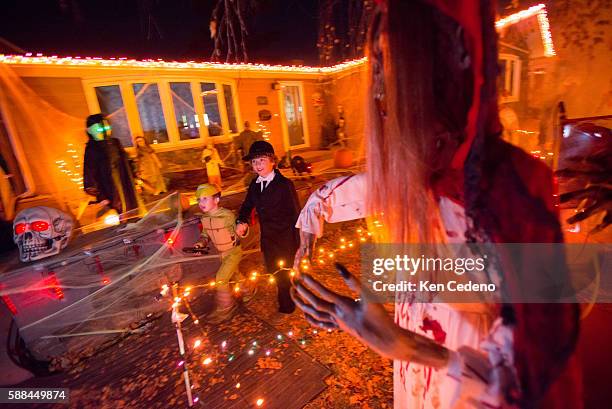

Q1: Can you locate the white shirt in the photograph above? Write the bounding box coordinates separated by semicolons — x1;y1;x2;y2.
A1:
256;171;276;192
294;172;514;408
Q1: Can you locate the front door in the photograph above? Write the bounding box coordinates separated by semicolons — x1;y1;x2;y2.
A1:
279;82;309;150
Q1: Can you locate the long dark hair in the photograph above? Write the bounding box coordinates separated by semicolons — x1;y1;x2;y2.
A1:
366;1;580;406
366;0;473;244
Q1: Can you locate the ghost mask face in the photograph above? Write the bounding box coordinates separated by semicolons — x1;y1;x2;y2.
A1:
13;207;74;262
87;119;112;141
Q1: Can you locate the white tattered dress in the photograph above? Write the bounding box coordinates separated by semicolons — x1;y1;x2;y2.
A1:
296;173;516;409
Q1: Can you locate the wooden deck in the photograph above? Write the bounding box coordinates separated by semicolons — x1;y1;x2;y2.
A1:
11;294;332;409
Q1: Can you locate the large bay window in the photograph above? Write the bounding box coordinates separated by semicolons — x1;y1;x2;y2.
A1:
84;78;240;150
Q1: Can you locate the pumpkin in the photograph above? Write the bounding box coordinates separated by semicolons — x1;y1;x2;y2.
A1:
333;148;353;168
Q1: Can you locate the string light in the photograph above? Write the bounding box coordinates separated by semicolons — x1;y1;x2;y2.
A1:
0;54;367;75
495;4;555;57
154;223;371;407
256;398;264;406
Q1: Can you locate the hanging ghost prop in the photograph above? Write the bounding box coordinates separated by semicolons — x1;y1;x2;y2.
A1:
13;206;74;262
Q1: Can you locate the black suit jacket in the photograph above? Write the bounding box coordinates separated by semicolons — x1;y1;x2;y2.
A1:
237;169;300;264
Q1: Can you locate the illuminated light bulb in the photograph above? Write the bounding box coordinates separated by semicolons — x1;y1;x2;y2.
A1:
265;350;271;356
183;291;190;297
194;397;199;403
194;339;202;348
251;271;258;277
210;280;216;287
290;270;297;277
203;357;212;365
277;334;283;340
172;302;179;308
228;355;235;362
174;297;181;303
360;237;366;242
301;258;308;264
357;228;362;234
313;330;318;334
318;248;325;254
185;286;192;292
268;277;275;284
288;331;293;337
236;383;241;389
328;253;334;258
234;286;240;293
278;260;285;268
340;245;346;250
300;340;306;345
318;259;325;264
256;398;264;407
221;340;227;348
194;319;199;324
248;349;255;356
250;276;257;281
340;237;346;243
178;360;184;367
367;232;372;236
328;329;332;333
104;214;120;226
252;341;257;346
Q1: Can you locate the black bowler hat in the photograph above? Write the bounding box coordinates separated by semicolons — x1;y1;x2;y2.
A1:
242;140;275;161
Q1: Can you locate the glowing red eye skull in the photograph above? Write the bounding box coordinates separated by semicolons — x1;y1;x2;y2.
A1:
14;223;26;235
31;221;50;232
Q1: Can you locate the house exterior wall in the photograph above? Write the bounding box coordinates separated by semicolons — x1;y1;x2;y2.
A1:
0;60;362;218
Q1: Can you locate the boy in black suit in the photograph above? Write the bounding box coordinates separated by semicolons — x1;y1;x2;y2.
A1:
236;141;300;313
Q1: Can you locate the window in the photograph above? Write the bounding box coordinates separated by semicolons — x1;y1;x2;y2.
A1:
223;84;238;133
132;83;169;144
170;82;200;141
94;85;133;147
200;83;223;137
86;79;240;149
498;54;521;103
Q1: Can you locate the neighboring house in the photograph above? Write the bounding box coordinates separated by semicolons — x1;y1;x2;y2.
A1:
0;55;366;220
496;4;558;154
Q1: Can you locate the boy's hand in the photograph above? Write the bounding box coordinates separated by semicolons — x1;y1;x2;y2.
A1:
236;222;248;237
194;239;209;249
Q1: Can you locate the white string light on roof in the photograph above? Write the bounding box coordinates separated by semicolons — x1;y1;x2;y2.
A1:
0;54;367;74
495;3;556;57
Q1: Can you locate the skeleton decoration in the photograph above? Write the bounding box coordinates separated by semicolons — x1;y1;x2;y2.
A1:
13;206;74;262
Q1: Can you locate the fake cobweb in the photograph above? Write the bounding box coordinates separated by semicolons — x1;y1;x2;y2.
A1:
0;193;238;361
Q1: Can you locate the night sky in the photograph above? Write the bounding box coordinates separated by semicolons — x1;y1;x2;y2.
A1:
0;0;319;65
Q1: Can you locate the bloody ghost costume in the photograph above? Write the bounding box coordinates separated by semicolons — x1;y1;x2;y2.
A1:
83;114;141;215
297;0;581;407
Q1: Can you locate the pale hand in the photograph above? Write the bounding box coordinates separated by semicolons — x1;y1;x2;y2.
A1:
293;230;317;271
291;263;449;367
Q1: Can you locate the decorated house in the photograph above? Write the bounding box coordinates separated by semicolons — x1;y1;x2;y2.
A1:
0;55;367;221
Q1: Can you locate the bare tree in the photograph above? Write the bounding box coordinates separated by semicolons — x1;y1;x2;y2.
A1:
210;0;251;63
318;0;373;65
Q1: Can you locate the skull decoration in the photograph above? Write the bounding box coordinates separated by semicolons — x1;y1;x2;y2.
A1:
13;206;74;262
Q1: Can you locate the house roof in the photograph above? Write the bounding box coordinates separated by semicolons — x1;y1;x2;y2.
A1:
496;3;556;58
